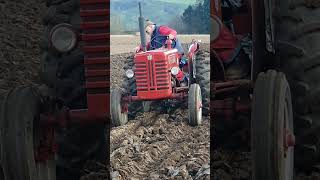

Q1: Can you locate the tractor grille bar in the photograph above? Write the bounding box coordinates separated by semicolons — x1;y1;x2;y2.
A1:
135;60;170;91
80;0;109;114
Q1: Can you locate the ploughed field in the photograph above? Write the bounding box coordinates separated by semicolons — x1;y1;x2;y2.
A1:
110;39;210;179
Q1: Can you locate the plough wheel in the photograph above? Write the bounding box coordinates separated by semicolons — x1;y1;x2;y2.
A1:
0;86;55;180
252;70;294;180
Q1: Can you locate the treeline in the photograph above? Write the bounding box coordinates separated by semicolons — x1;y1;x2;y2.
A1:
110;0;210;34
169;0;210;34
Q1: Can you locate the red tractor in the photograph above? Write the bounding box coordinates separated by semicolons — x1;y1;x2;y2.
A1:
0;0;110;180
111;3;210;127
212;0;320;179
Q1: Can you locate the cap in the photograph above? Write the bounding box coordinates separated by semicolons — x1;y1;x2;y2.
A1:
145;20;154;29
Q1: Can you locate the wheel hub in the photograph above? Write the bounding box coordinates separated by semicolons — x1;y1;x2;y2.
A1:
197;101;202;110
34;126;57;162
284;128;295;155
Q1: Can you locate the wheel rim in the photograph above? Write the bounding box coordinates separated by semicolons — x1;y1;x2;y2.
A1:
196;86;202;124
33;115;56;179
28;100;56;179
251;71;294;180
284;92;294;180
120;94;128;124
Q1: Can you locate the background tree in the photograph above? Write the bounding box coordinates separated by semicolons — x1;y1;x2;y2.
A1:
168;15;186;33
181;0;210;34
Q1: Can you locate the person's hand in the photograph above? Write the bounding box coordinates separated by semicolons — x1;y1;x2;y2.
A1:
168;34;175;40
134;46;141;53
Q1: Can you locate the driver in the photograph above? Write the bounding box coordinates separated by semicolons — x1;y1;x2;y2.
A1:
135;20;188;86
135;20;184;55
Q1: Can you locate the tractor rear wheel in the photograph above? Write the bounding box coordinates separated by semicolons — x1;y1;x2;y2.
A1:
188;83;203;126
0;86;55;180
252;70;294;180
275;0;320;169
195;50;210;116
111;88;128;126
41;0;107;179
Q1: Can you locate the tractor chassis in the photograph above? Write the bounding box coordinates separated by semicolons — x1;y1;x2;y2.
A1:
121;89;189;113
35;97;109;162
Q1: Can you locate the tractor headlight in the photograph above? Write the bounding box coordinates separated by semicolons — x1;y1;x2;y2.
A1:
50;23;77;53
125;69;134;78
171;66;180;76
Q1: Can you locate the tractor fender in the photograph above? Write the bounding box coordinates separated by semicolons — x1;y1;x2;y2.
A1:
187;40;200;60
187;41;199;80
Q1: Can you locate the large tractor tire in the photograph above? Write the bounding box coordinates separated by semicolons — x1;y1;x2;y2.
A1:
276;0;320;169
0;86;55;180
251;70;294;180
122;55;144;118
195;50;210;116
40;1;107;179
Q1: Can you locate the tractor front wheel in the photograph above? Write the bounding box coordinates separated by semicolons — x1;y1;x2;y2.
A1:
0;86;55;180
142;101;151;112
252;70;294;180
111;88;128;127
188;83;203;126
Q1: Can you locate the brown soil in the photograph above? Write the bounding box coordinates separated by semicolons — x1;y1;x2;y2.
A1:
0;0;45;91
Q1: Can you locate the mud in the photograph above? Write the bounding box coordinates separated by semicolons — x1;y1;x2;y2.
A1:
110;110;210;179
0;0;45;91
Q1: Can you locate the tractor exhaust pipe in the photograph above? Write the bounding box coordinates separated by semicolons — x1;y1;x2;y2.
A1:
138;2;147;52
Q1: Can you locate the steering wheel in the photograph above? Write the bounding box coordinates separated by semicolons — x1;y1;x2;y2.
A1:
150;35;177;50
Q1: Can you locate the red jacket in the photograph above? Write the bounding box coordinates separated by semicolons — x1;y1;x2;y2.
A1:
158;26;177;38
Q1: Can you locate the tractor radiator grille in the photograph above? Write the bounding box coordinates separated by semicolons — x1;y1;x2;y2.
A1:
80;0;110;115
135;60;170;91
